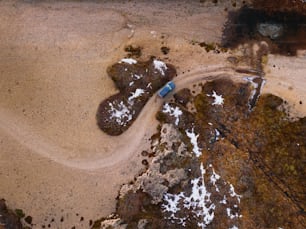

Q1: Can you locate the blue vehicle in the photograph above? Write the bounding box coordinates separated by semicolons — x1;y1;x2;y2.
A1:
158;81;175;98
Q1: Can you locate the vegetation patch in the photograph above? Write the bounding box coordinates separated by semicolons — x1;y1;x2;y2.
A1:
96;58;176;135
96;77;305;228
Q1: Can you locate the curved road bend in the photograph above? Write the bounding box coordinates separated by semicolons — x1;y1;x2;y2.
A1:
0;65;255;170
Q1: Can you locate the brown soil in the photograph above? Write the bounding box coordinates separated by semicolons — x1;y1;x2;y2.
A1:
0;1;305;228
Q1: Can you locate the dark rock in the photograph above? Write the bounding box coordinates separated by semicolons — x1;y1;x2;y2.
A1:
0;199;23;229
124;45;142;58
97;58;176;136
24;216;32;225
161;46;170;55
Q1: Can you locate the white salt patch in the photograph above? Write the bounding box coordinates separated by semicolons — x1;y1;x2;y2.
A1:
207;91;224;106
153;60;168;76
244;76;258;108
163;192;184;215
163;103;182;126
128;89;144;102
229;226;239;229
119;58;137;64
186;128;202;157
192;164;216;228
226;208;241;219
162;164;243;228
243;76;266;110
108;102;132;126
146;82;152;89
163;163;215;228
215;129;221;141
209;164;221;192
220;195;227;204
132;73;143;80
229;184;242;204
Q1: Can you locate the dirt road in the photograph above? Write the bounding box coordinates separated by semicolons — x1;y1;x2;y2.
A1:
0;1;305;228
0;65;237;170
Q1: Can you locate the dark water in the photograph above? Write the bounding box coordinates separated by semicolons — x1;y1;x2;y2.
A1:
222;7;306;56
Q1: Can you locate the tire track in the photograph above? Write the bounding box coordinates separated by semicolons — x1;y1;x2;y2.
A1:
0;65;248;170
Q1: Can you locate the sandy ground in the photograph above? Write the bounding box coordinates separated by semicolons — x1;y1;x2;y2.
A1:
0;0;305;228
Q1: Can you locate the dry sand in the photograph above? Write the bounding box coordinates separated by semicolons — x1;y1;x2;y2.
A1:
0;0;305;228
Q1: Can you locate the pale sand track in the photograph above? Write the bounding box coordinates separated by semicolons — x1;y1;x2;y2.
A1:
0;1;305;228
0;2;234;226
0;65;237;170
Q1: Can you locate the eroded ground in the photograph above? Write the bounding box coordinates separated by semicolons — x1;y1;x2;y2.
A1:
0;0;305;229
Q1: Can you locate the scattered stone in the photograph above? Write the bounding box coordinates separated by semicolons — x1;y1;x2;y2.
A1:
24;215;32;225
141;150;149;157
124;45;142;58
161;46;170;55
